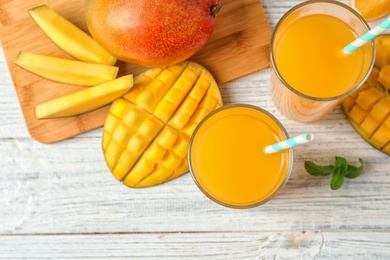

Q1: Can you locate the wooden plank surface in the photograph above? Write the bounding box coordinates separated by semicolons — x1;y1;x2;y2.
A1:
1;133;389;234
1;232;390;259
1;0;390;259
0;0;271;144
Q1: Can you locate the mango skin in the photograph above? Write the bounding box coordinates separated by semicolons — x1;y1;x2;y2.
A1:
85;0;222;67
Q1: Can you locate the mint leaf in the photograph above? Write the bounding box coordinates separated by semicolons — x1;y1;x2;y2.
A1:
335;157;348;177
330;172;344;190
305;157;364;190
304;161;335;176
346;158;364;179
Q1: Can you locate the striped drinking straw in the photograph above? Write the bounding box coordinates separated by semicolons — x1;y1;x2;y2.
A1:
264;132;314;155
344;16;390;53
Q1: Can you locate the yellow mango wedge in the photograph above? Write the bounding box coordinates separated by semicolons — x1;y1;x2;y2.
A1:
15;51;119;86
29;5;117;65
35;75;133;119
102;61;223;188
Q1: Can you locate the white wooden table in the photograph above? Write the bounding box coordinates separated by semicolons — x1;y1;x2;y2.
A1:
1;0;390;259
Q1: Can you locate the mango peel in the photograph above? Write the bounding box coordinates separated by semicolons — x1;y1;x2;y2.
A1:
102;61;223;187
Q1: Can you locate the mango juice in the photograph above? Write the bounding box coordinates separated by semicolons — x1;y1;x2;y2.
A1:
276;14;364;98
188;105;292;208
270;1;375;123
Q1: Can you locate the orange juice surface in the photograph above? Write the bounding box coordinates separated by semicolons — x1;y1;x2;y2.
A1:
274;14;368;98
189;105;292;208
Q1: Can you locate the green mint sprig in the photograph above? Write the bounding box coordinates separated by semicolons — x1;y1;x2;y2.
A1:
304;157;364;190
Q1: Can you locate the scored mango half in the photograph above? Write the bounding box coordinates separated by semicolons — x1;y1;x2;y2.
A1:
102;61;223;187
343;71;390;154
343;36;390;155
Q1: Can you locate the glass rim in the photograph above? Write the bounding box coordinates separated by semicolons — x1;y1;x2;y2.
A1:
270;0;376;101
187;104;294;209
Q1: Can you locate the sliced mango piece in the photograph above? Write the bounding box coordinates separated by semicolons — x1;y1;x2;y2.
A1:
35;75;133;119
15;51;118;86
29;5;116;65
102;61;223;188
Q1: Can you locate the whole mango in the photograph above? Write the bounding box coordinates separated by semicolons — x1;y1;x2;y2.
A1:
102;61;223;187
85;0;222;67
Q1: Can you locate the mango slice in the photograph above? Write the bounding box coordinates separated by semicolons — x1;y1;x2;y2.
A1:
15;51;119;86
29;5;117;65
35;75;133;119
343;64;390;155
102;61;223;187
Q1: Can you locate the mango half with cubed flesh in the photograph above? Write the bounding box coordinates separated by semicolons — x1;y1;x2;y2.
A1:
102;61;223;187
343;36;390;155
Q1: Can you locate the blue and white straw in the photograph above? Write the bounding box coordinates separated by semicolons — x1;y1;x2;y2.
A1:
344;16;390;53
264;132;314;155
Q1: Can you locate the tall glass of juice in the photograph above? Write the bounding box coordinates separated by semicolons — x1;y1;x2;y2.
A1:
270;0;375;123
188;104;293;209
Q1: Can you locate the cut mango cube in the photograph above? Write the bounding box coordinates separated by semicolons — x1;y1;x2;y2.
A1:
375;35;390;46
375;44;390;69
360;114;381;138
370;122;390;149
35;75;133;119
102;61;223;188
378;65;390;90
342;96;356;112
355;87;383;111
29;5;116;65
15;51;118;86
347;104;368;124
370;97;390;122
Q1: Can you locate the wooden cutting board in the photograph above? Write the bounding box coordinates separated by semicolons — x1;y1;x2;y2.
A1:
0;0;271;143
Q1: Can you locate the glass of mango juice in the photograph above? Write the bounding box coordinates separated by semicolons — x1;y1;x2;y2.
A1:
270;0;375;123
188;104;293;209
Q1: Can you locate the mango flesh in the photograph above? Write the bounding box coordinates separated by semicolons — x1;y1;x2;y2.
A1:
29;4;117;65
350;0;390;22
15;51;119;86
84;0;222;67
374;35;390;69
35;75;133;119
102;61;223;187
343;37;390;155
